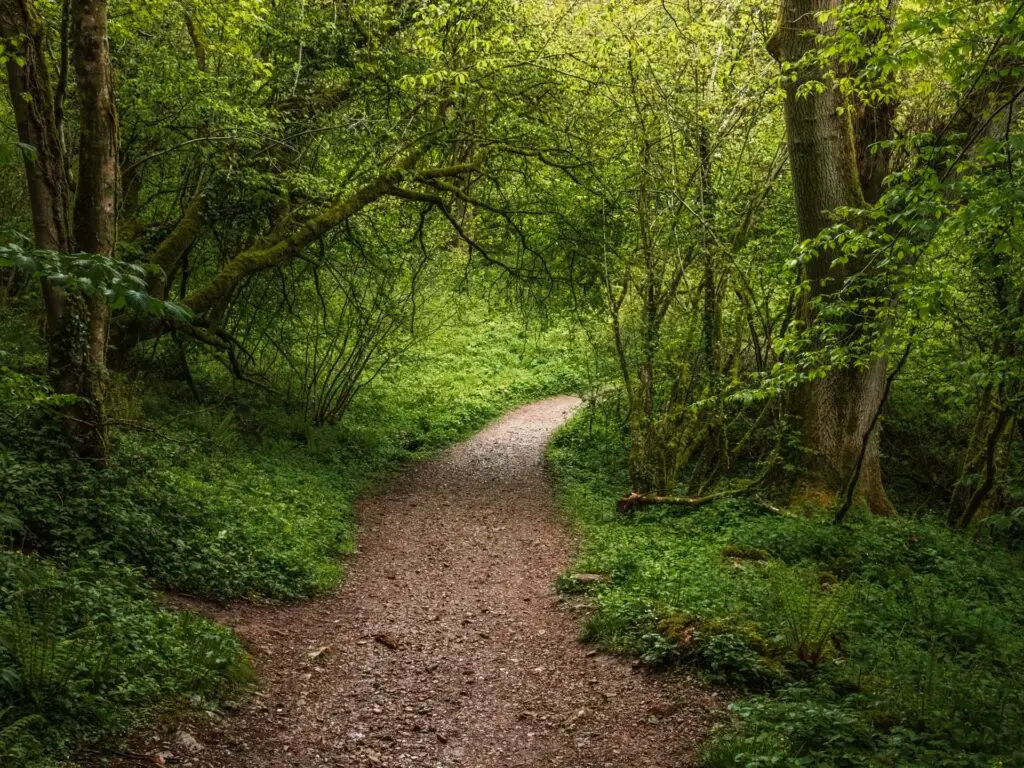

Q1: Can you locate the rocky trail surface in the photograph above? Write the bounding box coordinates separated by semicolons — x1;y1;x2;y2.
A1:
153;396;720;767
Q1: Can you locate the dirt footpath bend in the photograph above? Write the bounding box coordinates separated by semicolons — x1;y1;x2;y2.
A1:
176;396;721;767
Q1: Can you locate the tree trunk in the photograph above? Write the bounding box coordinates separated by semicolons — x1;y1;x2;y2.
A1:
957;404;1012;529
0;0;113;463
0;0;72;328
852;0;899;206
71;0;118;256
687;121;726;495
768;0;893;514
64;0;118;463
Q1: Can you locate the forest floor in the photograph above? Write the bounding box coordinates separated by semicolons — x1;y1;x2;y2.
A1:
148;396;721;768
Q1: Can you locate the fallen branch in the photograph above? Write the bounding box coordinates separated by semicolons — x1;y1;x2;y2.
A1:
617;487;745;516
618;449;782;517
617;490;783;517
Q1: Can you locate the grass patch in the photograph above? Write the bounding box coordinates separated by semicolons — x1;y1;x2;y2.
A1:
548;404;1024;767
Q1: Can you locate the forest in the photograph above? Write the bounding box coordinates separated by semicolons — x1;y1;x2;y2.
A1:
0;0;1023;765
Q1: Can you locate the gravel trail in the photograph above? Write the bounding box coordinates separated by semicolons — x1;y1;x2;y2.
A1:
172;396;720;767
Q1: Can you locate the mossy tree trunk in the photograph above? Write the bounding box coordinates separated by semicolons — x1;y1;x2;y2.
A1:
0;0;72;331
66;0;118;462
768;0;894;515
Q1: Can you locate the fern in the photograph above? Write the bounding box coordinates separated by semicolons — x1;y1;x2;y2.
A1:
0;707;42;760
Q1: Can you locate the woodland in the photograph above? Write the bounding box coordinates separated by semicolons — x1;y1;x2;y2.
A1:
0;0;1023;765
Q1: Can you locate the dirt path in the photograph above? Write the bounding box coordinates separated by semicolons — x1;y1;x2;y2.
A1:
169;396;720;767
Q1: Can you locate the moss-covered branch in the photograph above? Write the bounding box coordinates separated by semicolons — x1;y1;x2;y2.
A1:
185;153;479;316
148;194;206;296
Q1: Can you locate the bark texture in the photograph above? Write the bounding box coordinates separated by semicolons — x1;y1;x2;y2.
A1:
769;0;893;514
0;0;72;330
0;0;115;462
66;0;119;462
71;0;118;259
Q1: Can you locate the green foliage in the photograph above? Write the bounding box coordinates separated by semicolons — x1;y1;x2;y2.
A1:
3;308;582;602
2;0;1023;765
701;685;880;768
550;407;1024;767
357;311;585;454
0;242;190;320
0;552;248;765
766;566;849;668
517;0;790;495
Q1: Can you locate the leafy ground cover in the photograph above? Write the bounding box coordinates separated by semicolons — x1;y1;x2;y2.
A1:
549;405;1024;768
0;307;583;766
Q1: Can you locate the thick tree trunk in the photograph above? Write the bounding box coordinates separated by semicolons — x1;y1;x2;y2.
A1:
769;0;893;514
0;0;113;462
807;359;891;515
71;0;118;259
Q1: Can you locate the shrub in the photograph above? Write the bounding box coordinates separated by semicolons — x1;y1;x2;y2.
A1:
702;685;878;768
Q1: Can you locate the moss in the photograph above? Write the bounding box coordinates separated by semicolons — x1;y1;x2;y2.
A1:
657;613;785;684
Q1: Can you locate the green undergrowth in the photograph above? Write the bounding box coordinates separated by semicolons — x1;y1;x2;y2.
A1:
0;553;249;765
0;308;583;766
549;405;1024;768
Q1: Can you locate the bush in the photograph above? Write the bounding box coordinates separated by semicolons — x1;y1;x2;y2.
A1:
702;685;879;768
